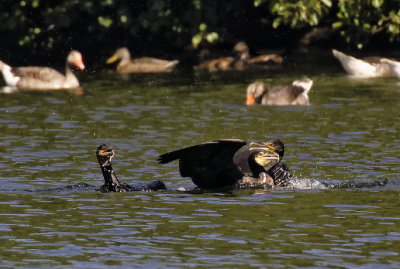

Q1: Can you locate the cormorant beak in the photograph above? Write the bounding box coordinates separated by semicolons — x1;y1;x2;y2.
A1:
267;144;275;152
254;151;280;168
250;139;284;163
249;142;274;151
246;94;256;106
106;55;118;64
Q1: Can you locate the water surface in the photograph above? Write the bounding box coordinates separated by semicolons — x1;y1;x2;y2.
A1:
0;53;399;268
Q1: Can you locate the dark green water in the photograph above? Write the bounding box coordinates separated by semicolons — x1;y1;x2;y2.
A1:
0;54;399;268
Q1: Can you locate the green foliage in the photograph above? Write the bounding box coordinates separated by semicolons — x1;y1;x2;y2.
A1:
333;0;398;48
267;0;332;28
191;23;219;48
384;9;400;38
0;0;398;55
256;0;400;48
0;0;202;51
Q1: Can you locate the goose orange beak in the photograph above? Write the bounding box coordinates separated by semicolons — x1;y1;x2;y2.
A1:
246;94;256;106
74;57;85;70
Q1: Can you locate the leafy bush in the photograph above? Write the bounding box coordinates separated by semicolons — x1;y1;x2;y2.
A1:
256;0;400;48
0;0;398;57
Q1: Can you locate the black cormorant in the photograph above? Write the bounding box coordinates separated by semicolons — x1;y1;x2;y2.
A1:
157;138;293;189
96;144;166;192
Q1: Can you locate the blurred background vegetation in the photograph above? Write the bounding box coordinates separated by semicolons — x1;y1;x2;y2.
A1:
0;0;399;66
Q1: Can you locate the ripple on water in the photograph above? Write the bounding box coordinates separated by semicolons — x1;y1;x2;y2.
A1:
0;69;400;268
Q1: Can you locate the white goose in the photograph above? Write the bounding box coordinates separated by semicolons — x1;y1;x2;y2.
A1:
380;58;400;78
332;49;394;78
0;50;85;91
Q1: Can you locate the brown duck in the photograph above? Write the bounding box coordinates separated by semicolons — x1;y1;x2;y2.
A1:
197;49;236;71
246;78;313;106
197;42;283;71
0;50;85;90
106;47;179;73
233;41;283;70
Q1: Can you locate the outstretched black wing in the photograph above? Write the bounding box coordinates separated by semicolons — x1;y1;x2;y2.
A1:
157;139;247;188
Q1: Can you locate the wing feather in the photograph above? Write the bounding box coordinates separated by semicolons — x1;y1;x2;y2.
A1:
158;139;247;188
14;66;65;82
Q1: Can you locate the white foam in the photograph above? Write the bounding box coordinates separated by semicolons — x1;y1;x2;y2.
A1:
282;177;328;190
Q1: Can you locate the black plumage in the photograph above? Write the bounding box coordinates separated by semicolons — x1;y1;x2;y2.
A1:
157;138;292;189
96;144;166;192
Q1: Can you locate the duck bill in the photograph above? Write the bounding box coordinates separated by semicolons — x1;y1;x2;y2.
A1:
74;57;85;70
246;94;256;106
106;55;118;64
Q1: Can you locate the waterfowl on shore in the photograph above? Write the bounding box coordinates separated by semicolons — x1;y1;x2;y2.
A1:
380;58;400;78
0;50;85;90
157;139;293;189
332;49;395;78
106;47;179;73
233;41;283;69
96;144;166;192
246;78;313;106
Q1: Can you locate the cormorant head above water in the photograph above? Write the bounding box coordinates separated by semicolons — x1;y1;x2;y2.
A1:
236;139;284;175
96;144;166;192
157;138;289;189
96;144;115;167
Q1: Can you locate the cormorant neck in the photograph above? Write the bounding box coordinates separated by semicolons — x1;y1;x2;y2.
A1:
99;164;122;191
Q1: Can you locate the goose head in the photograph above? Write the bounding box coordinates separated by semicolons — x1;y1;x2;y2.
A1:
67;50;85;70
246;81;267;105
